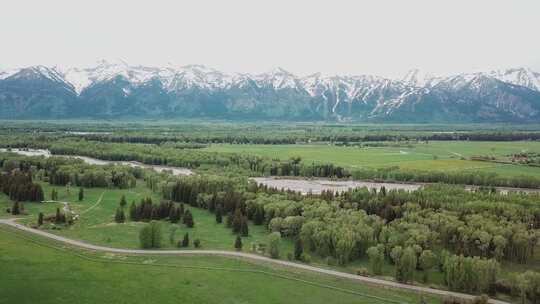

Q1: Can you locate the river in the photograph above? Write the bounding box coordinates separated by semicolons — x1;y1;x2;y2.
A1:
252;177;421;194
0;148;194;176
2;148;538;194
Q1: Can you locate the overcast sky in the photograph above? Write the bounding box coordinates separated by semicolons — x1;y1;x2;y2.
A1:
1;0;539;78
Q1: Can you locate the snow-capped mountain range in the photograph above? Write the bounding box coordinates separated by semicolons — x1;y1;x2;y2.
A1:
1;60;540;122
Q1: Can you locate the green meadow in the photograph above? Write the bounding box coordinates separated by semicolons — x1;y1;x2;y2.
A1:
0;227;442;304
204;141;540;177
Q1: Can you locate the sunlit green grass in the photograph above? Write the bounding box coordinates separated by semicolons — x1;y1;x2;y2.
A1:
0;228;443;304
1;182;293;254
204;141;540;177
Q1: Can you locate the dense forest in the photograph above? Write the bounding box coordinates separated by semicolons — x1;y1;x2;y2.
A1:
142;171;540;300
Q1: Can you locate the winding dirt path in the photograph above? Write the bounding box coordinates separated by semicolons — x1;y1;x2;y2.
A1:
0;218;508;304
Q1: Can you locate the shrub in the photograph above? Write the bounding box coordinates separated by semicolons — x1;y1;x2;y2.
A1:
268;232;281;259
356;267;370;276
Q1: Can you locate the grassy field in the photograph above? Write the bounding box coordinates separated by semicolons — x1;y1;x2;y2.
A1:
0;227;443;304
1;182;294;254
204;141;540;177
3;177;536;290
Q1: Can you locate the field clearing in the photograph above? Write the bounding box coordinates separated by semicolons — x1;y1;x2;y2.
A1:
204;141;540;177
1;182;294;254
0;228;442;304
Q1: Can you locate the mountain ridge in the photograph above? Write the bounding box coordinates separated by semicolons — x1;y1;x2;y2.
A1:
1;61;540;122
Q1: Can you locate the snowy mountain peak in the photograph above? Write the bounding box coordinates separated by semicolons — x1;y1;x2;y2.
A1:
2;62;540;99
401;68;438;88
488;67;540;92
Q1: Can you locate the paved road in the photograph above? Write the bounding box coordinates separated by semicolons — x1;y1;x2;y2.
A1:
0;218;508;304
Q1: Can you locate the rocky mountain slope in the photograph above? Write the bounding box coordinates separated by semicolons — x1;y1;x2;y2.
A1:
1;61;539;122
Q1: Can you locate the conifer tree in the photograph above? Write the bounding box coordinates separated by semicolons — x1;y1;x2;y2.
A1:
37;212;44;226
215;205;223;223
129;201;138;221
78;187;84;201
240;216;249;236
11;201;20;215
55;207;62;223
234;235;242;251
226;212;233;228
181;232;190;247
183;210;194;228
169;206;179;223
254;206;265;225
115;207;125;223
232;208;243;234
294;237;303;260
120;194;127;209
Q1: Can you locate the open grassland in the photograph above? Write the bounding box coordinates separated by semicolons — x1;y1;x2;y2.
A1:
1;182;294;254
0;227;442;304
2;179;536;292
204;141;540;177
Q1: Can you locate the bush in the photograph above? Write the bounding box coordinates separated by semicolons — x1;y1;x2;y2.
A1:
194;239;201;248
268;232;281;259
139;221;162;249
179;233;189;247
325;256;337;266
287;252;293;261
234;236;242;251
300;253;311;264
355;267;370;276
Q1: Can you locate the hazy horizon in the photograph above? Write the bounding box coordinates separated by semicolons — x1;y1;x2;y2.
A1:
1;0;539;78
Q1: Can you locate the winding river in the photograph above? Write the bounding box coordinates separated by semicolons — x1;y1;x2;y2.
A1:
252;177;421;194
0;148;194;176
2;148;538;194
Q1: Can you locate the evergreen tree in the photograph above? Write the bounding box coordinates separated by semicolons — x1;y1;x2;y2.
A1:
120;194;127;208
183;210;194;228
169;206;179;223
294;237;304;260
232;208;243;233
55;207;63;224
78;187;84;201
215;205;223;223
179;203;185;216
37;212;44;226
11;201;20;215
181;232;190;247
51;189;58;201
234;235;242;251
254;206;265;225
226;212;233;228
240;216;249;236
169;226;177;245
129;201;138;221
115;207;125;223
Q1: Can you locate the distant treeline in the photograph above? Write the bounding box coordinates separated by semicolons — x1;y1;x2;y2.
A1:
0;153;142;189
69;131;540;144
2;137;540;189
